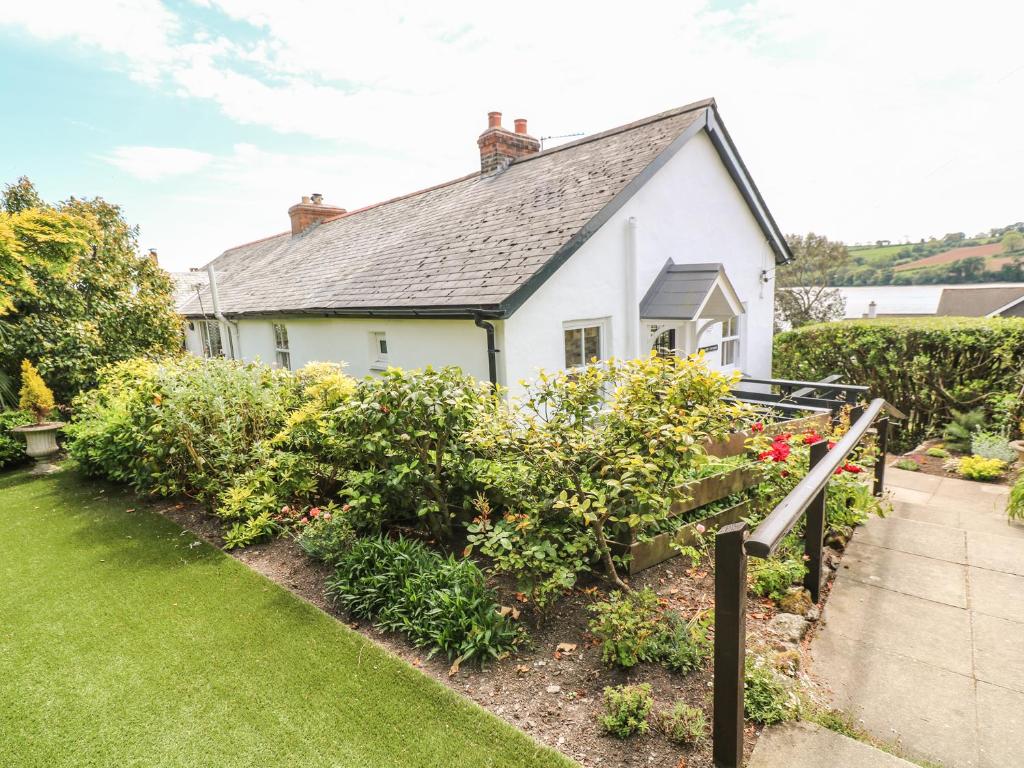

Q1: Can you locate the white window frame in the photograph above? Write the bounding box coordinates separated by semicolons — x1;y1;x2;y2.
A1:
199;319;223;358
273;323;291;370
720;316;740;368
370;331;389;371
562;318;609;370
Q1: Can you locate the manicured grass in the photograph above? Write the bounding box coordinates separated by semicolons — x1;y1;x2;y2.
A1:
0;469;575;768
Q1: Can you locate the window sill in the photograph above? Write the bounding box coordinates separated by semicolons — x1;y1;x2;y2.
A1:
369;361;388;371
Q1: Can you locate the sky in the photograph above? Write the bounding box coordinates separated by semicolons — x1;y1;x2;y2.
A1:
1;1;1022;272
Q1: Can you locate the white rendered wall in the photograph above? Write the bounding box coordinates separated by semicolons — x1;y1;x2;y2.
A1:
502;130;777;393
218;316;493;381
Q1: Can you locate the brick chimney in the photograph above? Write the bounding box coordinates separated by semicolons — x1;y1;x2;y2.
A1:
288;193;347;236
477;112;540;175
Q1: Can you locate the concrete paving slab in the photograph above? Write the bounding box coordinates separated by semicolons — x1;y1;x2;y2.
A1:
886;467;944;493
749;721;916;768
958;506;1024;537
976;682;1024;768
889;499;960;528
820;577;973;676
936;477;1009;500
969;567;1024;623
966;530;1024;576
840;540;968;608
855;515;967;563
810;630;979;768
972;612;1024;694
888;485;935;507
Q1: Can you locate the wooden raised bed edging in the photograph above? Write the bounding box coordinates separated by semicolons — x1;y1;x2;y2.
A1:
613;500;751;575
613;412;831;575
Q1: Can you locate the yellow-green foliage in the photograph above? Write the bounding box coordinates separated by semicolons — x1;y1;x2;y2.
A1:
956;455;1006;481
18;360;55;423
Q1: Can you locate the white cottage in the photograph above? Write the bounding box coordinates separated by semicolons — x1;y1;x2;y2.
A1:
180;98;790;391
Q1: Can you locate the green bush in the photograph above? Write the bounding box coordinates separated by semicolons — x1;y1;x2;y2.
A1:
587;588;664;668
943;408;986;452
587;588;711;673
894;458;921;471
295;505;355;564
654;701;707;746
0;410;32;470
600;684;653;739
774;318;1024;451
745;657;799;725
970;430;1017;463
955;455;1006;481
65;357;300;502
749;556;806;601
925;446;950;458
325;535;518;665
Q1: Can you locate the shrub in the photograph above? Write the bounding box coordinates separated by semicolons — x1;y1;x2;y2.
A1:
745;657;799;725
325;535;518;665
749;556;806;601
654;702;707;746
1008;476;1024;520
894;458;921;471
925;446;950;458
955;455;1006;481
650;612;713;674
588;588;664;668
295;505;355;564
588;589;712;673
774;318;1024;451
943;408;986;453
0;410;32;469
600;684;653;739
468;354;754;596
18;360;55;424
970;430;1017;463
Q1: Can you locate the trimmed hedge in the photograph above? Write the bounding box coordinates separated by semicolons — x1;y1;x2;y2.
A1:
774;317;1024;450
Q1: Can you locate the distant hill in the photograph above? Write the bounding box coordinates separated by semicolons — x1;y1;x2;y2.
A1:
831;223;1024;286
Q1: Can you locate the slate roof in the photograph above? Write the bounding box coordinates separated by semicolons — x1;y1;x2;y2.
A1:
935;286;1024;317
169;270;209;312
180;98;787;319
641;262;725;320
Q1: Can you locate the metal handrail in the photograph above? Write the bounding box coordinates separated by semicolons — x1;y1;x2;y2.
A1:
739;375;870;396
745;397;886;558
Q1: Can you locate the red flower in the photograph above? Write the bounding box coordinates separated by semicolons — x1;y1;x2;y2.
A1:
760;442;792;462
834;466;844;475
780;470;790;478
843;463;863;474
750;422;764;433
828;441;837;450
802;431;823;445
299;516;309;525
310;507;321;518
773;432;792;444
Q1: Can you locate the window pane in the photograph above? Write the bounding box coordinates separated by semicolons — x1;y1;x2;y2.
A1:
583;326;601;362
564;328;583;368
379;337;388;355
274;323;289;350
276;350;291;370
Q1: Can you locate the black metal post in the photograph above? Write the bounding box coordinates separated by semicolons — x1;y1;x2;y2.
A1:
713;522;748;768
803;440;829;603
873;417;889;497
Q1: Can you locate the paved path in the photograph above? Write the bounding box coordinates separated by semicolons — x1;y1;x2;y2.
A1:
749;721;915;767
808;467;1024;767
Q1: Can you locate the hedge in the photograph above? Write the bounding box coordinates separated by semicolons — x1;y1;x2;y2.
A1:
773;317;1024;450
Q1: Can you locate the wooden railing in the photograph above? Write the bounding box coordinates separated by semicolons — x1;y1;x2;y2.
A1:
711;397;890;767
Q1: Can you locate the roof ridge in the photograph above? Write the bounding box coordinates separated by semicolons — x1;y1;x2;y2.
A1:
317;170;481;226
509;97;715;165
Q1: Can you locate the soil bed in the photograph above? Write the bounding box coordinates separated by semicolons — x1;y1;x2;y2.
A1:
889;440;1019;487
153;498;817;768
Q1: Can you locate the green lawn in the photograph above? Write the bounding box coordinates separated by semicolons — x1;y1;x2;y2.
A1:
0;469;575;768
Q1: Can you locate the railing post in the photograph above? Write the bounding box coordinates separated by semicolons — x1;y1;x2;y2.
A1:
874;417;889;497
713;521;748;768
803;440;829;603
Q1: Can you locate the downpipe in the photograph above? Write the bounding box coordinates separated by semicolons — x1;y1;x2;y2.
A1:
473;314;499;386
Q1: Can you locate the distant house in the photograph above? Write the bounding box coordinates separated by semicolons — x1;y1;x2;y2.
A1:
179;99;790;390
935;286;1024;317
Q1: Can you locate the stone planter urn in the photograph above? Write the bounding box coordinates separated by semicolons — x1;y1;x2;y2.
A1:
12;421;65;459
1010;440;1024;465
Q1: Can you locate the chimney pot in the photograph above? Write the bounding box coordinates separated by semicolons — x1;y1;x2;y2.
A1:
487;111;502;129
311;193;323;205
301;195;311;204
514;118;528;135
477;112;540;175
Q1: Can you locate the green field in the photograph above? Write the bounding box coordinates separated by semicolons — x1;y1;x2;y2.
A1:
0;469;575;768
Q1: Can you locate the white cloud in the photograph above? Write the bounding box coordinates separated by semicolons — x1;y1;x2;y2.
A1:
4;0;1024;265
104;146;214;181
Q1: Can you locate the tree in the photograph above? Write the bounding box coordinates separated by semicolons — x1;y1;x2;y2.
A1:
1002;230;1024;255
774;233;850;330
0;178;181;403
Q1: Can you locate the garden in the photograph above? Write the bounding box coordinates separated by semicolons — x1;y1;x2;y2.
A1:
0;350;892;767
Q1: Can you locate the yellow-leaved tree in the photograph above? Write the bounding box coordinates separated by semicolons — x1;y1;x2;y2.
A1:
18;359;56;424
